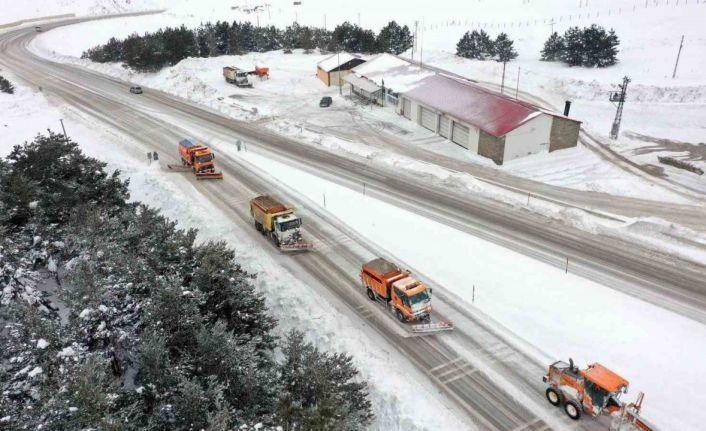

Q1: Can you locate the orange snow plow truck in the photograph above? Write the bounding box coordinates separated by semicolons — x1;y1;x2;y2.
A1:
361;258;453;333
543;359;656;431
168;139;223;180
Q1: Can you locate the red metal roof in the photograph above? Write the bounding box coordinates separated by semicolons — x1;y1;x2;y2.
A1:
403;74;544;137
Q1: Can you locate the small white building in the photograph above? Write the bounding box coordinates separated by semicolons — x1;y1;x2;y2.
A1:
398;75;581;165
316;53;366;87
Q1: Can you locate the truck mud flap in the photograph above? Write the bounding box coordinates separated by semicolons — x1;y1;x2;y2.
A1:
410;321;454;334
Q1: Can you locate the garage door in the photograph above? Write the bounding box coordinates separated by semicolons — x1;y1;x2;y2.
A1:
420;107;437;131
439;116;451;138
452;123;470;148
403;99;412;119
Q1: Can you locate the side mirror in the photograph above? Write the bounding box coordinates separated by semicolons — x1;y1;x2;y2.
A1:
428;288;433;295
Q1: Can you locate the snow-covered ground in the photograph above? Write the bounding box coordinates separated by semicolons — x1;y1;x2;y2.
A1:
0;75;472;431
237;146;706;431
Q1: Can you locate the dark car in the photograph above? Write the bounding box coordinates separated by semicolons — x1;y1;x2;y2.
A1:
319;96;332;107
34;26;43;32
129;86;143;94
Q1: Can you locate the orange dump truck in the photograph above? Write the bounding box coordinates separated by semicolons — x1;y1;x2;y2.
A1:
169;139;223;180
361;258;452;332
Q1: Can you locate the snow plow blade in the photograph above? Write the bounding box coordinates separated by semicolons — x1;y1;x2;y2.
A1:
410;321;454;334
279;242;314;253
196;172;224;180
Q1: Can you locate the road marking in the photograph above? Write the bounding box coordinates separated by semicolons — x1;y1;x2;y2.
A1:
441;368;479;384
428;357;464;374
507;417;543;431
436;361;474;378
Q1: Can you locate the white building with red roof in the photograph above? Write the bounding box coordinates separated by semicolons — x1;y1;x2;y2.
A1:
342;54;581;164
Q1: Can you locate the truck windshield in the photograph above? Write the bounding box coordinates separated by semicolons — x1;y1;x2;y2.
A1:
279;219;301;231
409;290;430;305
195;154;213;163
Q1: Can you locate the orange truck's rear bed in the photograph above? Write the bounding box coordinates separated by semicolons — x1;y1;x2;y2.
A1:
361;258;407;301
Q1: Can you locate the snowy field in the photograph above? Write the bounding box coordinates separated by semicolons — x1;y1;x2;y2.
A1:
0;77;472;431
236;146;706;431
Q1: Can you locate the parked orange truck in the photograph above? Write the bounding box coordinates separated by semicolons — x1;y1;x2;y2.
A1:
250;195;313;252
168;139;223;180
361;258;452;332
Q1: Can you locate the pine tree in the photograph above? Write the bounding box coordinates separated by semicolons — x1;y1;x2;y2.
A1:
589;26;619;67
494;32;518;62
456;31;479;59
300;26;314;53
227;22;241;55
541;32;565;61
478;29;495;58
376;21;413;55
562;26;584;66
278;330;373;430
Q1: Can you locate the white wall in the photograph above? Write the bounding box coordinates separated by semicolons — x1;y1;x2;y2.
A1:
503;114;552;162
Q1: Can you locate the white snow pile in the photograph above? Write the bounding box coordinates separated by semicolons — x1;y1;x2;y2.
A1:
36;339;50;349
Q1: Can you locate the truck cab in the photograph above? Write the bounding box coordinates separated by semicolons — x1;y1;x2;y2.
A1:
191;148;216;173
272;213;304;246
391;276;431;321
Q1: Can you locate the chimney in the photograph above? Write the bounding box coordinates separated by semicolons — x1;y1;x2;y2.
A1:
563;100;572;117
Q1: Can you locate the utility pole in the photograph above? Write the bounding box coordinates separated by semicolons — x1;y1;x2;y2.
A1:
500;61;507;94
419;24;424;68
324;14;326;30
515;66;521;99
59;119;68;142
548;18;556;34
412;20;419;61
609;76;630;140
337;51;342;95
672;35;684;79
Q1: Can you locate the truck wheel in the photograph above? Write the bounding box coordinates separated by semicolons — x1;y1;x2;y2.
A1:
545;388;562;407
273;235;280;247
395;309;406;323
181;158;187;166
366;289;376;301
254;221;262;232
564;400;581;420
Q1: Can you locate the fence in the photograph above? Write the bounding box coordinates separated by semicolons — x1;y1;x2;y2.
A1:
420;0;705;32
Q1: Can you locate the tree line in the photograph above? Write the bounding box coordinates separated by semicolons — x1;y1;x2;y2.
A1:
0;133;373;430
456;30;518;62
455;24;619;67
541;24;619;67
83;20;413;72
